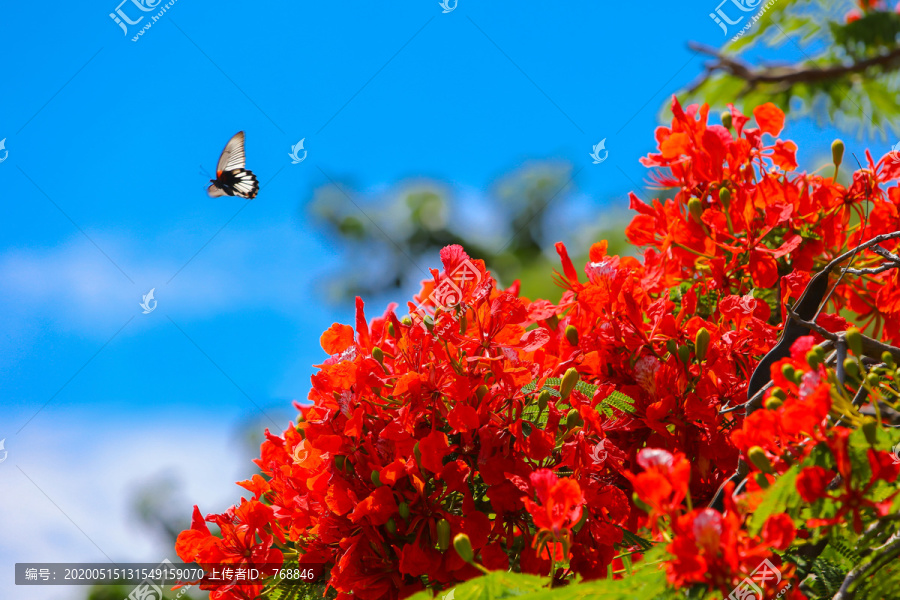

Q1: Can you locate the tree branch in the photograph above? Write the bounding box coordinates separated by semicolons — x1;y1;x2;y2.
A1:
685;42;900;95
834;531;900;599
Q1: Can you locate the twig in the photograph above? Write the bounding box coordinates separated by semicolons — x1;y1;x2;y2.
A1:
845;263;897;276
685;42;900;95
872;244;900;265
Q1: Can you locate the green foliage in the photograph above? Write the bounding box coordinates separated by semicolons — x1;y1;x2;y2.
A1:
262;578;332;600
520;377;637;426
679;0;900;138
857;562;900;599
309;164;632;305
406;544;675;600
806;556;847;598
748;464;801;535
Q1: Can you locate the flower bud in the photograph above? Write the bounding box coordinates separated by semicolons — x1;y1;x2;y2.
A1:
695;327;710;362
677;344;691;366
537;389;551;412
387;322;396;338
565;324;579;346
688;197;704;224
867;371;880;387
566;409;584;429
436;518;451;551
453;533;474;563
371;470;382;487
861;417;878;445
476;384;488;401
845;327;863;357
334;455;346;471
721;111;733;129
385;517;397;535
401;316;412;326
719;188;732;209
560;368;580;400
843;357;860;379
413;442;422;467
770;386;787;401
882;351;896;368
398;502;410;521
805;349;821;370
807;345;826;370
764;396;783;411
755;472;770;489
747;446;774;474
666;339;677;357
832;139;844;168
372;346;384;364
781;363;800;384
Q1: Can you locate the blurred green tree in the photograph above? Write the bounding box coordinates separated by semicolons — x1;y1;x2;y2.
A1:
310;1;898;305
681;0;900;138
309;163;632;303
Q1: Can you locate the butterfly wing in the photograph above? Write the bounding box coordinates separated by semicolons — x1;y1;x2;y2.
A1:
216;131;246;175
207;182;228;197
208;169;259;199
230;169;259;199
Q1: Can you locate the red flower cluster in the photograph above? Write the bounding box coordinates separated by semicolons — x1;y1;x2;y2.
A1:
177;98;900;599
735;336;900;535
175;500;282;599
628;448;797;596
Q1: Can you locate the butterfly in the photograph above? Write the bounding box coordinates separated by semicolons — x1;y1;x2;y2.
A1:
207;131;259;199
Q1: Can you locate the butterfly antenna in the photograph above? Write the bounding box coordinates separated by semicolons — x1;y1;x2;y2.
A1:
199;164;213;179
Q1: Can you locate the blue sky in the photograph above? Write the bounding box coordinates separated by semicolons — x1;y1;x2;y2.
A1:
0;0;888;598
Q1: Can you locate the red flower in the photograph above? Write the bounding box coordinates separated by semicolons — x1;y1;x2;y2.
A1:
523;469;584;562
796;467;832;503
175;500;282;600
761;514;796;550
626;449;691;524
524;470;584;535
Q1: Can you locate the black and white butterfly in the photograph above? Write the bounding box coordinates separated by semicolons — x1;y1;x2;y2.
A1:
207;131;259;199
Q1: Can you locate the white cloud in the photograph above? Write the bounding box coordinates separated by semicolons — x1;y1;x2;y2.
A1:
0;224;333;337
0;418;250;600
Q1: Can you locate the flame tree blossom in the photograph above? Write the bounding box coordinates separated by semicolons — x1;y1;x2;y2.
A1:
177;98;900;599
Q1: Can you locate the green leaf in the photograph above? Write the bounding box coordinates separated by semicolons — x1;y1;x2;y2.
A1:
406;545;676;600
748;464;802;535
520;379;636;429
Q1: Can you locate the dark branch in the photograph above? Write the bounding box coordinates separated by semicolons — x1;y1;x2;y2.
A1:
685;42;900;95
